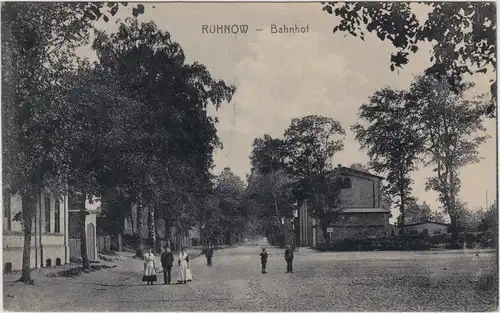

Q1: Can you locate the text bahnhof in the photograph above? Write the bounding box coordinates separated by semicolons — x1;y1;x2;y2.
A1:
201;24;310;34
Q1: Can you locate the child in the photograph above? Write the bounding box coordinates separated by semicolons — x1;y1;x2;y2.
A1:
260;248;268;274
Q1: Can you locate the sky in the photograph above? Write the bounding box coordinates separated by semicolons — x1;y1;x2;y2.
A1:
77;3;497;217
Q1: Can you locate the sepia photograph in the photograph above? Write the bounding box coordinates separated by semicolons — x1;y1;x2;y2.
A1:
2;1;498;311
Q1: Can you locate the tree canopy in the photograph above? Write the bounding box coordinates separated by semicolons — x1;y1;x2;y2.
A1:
322;2;496;116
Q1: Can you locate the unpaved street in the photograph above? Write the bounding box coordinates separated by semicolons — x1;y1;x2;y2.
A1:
3;245;498;311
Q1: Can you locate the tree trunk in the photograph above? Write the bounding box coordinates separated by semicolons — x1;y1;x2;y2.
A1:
449;170;459;242
136;197;144;251
399;185;406;237
79;193;90;270
271;170;284;244
148;204;156;252
19;194;35;284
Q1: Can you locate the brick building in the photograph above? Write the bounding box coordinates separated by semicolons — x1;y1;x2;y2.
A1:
298;165;391;248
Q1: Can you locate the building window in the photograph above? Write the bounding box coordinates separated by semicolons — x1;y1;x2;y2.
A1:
45;197;51;233
3;191;11;231
342;178;352;189
54;200;61;233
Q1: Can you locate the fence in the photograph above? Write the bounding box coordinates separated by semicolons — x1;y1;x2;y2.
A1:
97;236;111;253
69;239;81;262
69;236;111;262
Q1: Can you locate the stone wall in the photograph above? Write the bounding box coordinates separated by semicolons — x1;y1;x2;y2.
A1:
329;226;391;241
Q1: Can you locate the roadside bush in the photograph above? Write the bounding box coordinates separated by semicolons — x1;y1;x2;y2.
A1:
321;236;432;251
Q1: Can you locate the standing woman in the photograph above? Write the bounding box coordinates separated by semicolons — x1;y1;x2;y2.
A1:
142;248;158;285
177;247;190;284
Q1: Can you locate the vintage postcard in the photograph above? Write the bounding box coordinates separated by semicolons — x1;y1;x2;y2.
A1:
2;1;498;312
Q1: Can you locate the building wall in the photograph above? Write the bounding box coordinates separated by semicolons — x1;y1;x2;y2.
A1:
405;223;449;236
298;200;309;246
337;175;381;208
334;213;389;227
328;226;391;241
3;192;69;272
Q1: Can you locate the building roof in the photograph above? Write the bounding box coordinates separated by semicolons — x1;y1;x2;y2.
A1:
339;207;390;214
405;221;450;227
328;166;384;180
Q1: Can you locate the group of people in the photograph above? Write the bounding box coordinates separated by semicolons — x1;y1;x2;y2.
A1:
260;245;295;274
141;246;193;285
142;244;295;285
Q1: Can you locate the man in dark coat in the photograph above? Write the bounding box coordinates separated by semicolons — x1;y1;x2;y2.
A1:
260;248;268;274
160;246;174;284
206;246;214;266
284;245;294;273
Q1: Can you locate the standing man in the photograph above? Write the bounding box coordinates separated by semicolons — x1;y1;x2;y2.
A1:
206;246;214;266
161;246;174;284
260;248;268;274
285;245;294;273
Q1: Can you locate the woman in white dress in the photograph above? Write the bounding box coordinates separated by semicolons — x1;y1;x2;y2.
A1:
142;248;158;285
177;247;193;284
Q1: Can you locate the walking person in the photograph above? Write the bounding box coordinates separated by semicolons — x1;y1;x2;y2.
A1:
260;248;268;274
177;247;190;284
142;248;158;285
160;246;174;285
206;246;214;266
285;245;294;273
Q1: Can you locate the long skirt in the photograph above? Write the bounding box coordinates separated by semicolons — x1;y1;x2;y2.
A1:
178;260;188;282
142;261;157;282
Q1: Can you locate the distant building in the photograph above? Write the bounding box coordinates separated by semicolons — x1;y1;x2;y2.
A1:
3;192;70;272
67;196;99;262
298;165;391;248
405;221;450;237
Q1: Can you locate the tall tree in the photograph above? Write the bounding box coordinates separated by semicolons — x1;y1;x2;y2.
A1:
2;1;144;284
91;18;236;251
321;2;497;116
409;75;489;241
250;135;289;244
214;168;248;244
283;115;346;244
352;88;425;234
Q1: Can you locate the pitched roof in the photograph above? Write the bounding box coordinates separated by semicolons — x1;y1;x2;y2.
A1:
327;166;385;180
405;221;450;227
340;207;391;213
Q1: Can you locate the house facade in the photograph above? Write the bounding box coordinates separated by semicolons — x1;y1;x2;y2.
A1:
3;192;70;272
67;197;99;262
405;221;450;237
298;165;391;248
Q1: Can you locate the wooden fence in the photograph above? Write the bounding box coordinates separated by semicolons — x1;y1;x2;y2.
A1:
97;236;111;253
69;236;112;262
69;239;81;262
